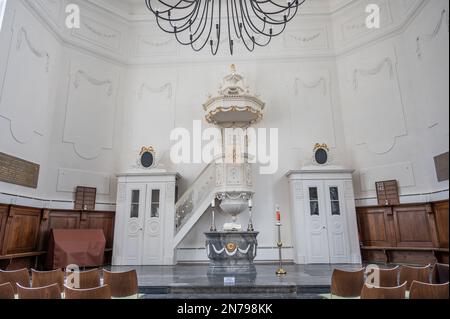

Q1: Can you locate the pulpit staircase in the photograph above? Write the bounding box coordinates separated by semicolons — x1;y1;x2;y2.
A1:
173;162;216;248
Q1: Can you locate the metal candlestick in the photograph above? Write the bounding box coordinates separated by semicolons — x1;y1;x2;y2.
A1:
276;221;287;276
247;206;254;232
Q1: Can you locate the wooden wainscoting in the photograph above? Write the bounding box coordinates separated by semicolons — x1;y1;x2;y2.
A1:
0;205;115;270
357;201;449;265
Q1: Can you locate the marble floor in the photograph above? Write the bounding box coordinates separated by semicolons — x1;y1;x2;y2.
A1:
106;263;364;299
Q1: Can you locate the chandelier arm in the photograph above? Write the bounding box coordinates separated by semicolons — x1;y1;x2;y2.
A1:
189;0;215;52
167;0;205;34
251;0;300;12
251;0;303;25
151;1;201;34
210;0;222;55
231;0;243;40
146;0;197;16
170;0;207;44
236;1;257;52
226;0;235;55
250;2;290;24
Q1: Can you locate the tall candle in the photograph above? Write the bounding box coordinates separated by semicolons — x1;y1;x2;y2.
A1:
276;206;281;221
211;198;215;208
248;199;253;207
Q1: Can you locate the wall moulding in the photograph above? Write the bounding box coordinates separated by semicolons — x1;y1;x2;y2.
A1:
346;48;408;155
291;70;337;149
62;61;119;160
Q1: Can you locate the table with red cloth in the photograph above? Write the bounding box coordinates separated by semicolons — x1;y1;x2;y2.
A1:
46;229;106;269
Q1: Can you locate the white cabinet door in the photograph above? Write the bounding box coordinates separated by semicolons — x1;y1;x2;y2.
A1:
122;184;147;265
304;181;330;264
324;181;350;264
142;184;165;265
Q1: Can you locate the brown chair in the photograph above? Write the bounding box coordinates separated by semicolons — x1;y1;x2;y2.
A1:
331;268;365;298
66;268;101;289
399;264;431;290
31;269;65;291
432;263;449;284
17;283;61;299
366;266;399;287
103;269;139;298
0;268;30;294
409;281;449;299
64;284;111;299
0;282;15;299
361;282;407;299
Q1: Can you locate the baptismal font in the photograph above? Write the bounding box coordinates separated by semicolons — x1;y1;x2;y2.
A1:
203;65;265;276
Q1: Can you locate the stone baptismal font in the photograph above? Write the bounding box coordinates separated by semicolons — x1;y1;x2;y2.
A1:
203;65;265;276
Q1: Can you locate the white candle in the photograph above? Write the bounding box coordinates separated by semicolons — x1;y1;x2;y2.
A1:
211;198;215;208
248;199;253;207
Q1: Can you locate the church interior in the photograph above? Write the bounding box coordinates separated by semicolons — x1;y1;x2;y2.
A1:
0;0;448;302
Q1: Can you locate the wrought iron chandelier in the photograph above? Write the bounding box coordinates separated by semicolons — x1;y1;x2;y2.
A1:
144;0;306;55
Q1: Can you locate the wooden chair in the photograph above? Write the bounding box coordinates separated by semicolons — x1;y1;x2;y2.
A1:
365;266;399;287
0;282;15;299
399;264;431;290
331;268;365;298
361;282;407;299
103;269;139;298
0;268;30;294
64;284;111;299
17;283;61;299
432;263;449;284
65;268;101;289
409;281;449;299
31;269;65;291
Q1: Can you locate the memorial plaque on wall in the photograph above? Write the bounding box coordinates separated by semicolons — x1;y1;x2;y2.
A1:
375;180;400;206
74;186;97;210
0;152;40;188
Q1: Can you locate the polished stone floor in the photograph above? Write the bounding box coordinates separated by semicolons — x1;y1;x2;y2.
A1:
106;263;363;299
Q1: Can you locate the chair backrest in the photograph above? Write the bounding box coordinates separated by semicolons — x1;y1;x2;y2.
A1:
432;263;449;284
31;269;65;291
0;268;30;294
64;284;111;299
331;268;365;298
66;268;101;289
0;282;15;299
103;269;139;298
410;281;449;299
17;283;61;299
361;282;407;299
399;264;431;290
366;266;399;287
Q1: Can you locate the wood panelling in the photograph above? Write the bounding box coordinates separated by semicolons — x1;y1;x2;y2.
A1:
0;205;115;270
80;211;115;249
433;201;449;248
0;205;8;252
2;206;41;255
393;204;436;248
357;201;449;265
357;206;395;247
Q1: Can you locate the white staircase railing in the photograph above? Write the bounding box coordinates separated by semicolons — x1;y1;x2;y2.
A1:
173;162;216;248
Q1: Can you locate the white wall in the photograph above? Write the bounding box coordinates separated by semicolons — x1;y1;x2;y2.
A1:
0;0;448;261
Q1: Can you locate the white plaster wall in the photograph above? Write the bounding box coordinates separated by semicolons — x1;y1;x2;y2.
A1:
0;0;448;261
